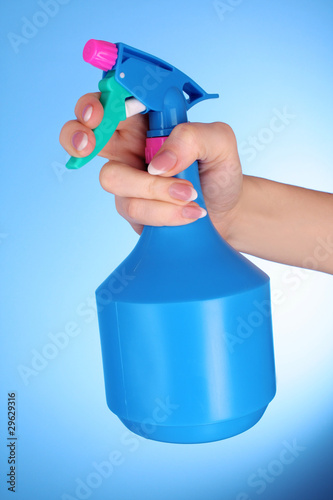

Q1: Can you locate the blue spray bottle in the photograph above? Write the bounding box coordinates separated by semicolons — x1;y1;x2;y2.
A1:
66;40;276;444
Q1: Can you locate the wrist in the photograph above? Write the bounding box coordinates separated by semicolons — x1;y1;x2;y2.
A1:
225;175;266;253
220;175;249;250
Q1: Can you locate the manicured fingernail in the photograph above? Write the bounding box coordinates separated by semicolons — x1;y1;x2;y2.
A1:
72;131;88;151
82;105;93;122
182;206;207;219
148;150;177;175
169;183;198;202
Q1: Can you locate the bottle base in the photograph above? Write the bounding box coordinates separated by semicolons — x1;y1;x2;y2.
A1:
119;406;267;444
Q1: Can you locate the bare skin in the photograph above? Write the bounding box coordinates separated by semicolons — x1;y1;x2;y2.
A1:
60;92;333;275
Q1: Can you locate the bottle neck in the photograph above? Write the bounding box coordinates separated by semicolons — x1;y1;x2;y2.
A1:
145;88;205;202
146;87;188;138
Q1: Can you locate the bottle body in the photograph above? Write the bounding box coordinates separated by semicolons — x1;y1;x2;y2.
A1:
97;282;275;444
96;185;276;443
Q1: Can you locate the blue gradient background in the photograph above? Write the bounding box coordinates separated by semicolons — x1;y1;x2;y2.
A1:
1;1;332;499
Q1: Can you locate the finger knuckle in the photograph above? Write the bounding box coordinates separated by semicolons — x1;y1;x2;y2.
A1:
173;122;197;148
146;176;158;199
127;198;141;221
212;122;237;143
99;162;119;193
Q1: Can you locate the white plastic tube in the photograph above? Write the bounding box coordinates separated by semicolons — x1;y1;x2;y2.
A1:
125;98;147;118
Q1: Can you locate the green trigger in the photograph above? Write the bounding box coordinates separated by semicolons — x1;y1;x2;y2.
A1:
66;71;132;169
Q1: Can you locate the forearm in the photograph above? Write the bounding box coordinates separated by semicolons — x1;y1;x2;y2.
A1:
229;175;333;274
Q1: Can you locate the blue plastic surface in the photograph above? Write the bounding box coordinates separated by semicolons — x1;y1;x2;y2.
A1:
97;164;276;444
93;42;276;443
107;42;219;137
96;198;276;443
110;43;219;111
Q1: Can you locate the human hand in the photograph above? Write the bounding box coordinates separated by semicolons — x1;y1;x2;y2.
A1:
59;93;243;239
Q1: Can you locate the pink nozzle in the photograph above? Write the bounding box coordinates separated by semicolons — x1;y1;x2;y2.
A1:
83;39;118;71
145;137;167;164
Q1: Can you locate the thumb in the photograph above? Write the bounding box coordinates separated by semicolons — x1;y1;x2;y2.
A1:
147;122;238;177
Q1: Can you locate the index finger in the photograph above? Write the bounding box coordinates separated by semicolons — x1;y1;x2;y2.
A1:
74;92;103;128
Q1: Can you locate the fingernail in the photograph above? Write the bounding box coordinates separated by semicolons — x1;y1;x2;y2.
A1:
169;183;198;202
82;105;93;122
148;150;177;175
182;206;207;219
72;131;88;151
